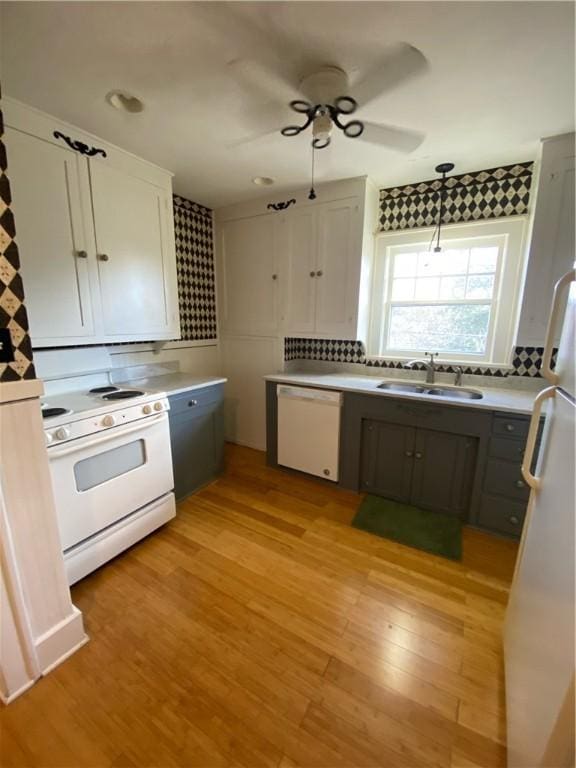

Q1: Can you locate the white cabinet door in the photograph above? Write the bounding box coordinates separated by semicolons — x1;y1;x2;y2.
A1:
283;207;318;334
315;198;361;338
89;162;177;338
220;215;279;336
5;128;95;342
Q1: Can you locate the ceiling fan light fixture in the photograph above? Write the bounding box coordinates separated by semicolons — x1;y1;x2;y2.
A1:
252;176;275;186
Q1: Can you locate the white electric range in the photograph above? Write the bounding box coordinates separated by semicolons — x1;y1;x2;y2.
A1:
41;383;175;585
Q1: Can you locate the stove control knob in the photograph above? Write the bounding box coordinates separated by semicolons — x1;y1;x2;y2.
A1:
142;404;152;415
45;431;54;445
55;427;70;441
102;415;115;427
153;401;163;412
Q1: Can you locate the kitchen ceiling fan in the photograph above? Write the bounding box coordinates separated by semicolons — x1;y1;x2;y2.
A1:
230;43;429;154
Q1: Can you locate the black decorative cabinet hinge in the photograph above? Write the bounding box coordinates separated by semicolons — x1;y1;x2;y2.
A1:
267;198;296;211
53;131;107;158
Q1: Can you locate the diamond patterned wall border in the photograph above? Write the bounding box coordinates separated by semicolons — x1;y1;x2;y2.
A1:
0;106;36;382
173;194;217;341
284;338;556;378
379;162;533;231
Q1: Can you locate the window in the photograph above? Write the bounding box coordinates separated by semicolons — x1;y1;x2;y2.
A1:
368;218;527;365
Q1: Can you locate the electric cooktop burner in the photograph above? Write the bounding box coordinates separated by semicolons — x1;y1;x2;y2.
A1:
89;386;119;394
42;407;70;419
102;390;145;401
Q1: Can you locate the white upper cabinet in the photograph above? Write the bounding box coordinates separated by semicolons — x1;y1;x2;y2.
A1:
5;127;95;342
216;177;378;341
283;207;317;334
219;214;280;336
90;162;177;337
4;99;180;347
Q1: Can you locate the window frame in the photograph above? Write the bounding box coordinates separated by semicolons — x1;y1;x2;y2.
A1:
367;217;528;366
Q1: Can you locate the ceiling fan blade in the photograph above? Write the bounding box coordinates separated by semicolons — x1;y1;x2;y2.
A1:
227;125;284;149
358;122;425;153
349;43;429;108
227;58;302;108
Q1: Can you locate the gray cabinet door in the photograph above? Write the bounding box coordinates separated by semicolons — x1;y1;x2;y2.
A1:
411;429;477;517
360;419;415;502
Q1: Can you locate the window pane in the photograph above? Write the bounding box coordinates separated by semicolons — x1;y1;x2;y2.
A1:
393;252;418;277
391;278;415;300
439;275;466;299
388;304;491;354
414;277;440;300
470;247;498;273
416;249;470;276
466;274;494;299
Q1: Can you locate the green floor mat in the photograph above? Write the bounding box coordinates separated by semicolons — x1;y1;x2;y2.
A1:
352;495;462;561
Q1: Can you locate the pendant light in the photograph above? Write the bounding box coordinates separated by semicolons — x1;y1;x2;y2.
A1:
433;162;455;252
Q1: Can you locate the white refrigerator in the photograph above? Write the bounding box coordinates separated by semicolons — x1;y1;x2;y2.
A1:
505;268;576;768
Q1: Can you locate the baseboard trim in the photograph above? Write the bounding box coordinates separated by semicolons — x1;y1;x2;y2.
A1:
0;677;36;705
35;607;88;674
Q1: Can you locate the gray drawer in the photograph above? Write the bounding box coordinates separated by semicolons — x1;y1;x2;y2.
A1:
169;384;224;416
489;436;526;462
484;458;530;501
479;495;526;537
492;414;530;439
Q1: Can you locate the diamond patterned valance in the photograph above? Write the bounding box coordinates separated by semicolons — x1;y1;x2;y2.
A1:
378;162;534;232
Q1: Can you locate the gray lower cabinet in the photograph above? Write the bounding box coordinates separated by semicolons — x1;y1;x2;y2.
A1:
360;420;477;517
168;384;225;501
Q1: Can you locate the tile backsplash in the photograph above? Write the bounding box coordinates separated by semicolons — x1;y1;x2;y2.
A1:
284;337;556;378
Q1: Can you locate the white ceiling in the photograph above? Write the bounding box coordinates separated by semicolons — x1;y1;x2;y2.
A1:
1;1;574;209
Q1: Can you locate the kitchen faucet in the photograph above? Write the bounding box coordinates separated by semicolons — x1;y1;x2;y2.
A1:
453;366;463;386
404;352;438;384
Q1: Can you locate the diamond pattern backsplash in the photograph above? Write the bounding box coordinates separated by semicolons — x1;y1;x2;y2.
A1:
379;162;533;231
173;195;217;341
0;106;36;382
284;338;556;378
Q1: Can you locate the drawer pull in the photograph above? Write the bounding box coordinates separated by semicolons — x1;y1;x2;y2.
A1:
309;271;316;277
76;249;88;259
415;452;423;460
509;515;520;525
405;450;414;458
505;424;515;432
188;400;198;407
316;270;323;277
98;253;109;262
515;479;525;489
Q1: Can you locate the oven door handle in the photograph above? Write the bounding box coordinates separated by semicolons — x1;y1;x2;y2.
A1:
47;413;168;459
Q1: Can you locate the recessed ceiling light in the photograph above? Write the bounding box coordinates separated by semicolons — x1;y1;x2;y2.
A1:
105;90;144;114
252;176;275;186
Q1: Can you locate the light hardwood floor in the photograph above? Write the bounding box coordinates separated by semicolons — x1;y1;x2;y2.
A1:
1;444;518;768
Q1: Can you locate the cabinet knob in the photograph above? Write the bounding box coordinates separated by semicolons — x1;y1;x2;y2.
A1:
323;469;330;476
316;270;323;277
505;424;515;432
515;479;526;488
509;515;520;525
188;400;198;407
309;271;316;278
272;274;278;281
76;250;88;259
415;452;423;460
405;450;414;458
98;253;109;262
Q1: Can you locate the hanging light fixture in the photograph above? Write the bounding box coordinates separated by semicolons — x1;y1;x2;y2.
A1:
433;162;455;252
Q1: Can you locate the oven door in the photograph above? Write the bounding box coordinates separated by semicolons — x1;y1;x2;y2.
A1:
48;412;174;551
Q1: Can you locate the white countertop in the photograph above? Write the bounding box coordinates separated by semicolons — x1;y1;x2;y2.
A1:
264;372;540;415
118;373;227;397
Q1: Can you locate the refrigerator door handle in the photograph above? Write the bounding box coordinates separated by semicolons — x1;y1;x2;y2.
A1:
542;268;576;384
521;386;556;489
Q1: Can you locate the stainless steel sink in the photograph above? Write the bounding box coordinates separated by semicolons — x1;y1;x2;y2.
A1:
377;381;483;400
377;382;427;393
425;387;483;400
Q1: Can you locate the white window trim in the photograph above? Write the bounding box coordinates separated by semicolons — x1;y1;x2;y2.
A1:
367;216;528;366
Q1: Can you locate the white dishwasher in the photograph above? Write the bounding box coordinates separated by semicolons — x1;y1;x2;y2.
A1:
277;385;342;481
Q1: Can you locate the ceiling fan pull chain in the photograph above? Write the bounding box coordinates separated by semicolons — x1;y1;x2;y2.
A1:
309;142;317;201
